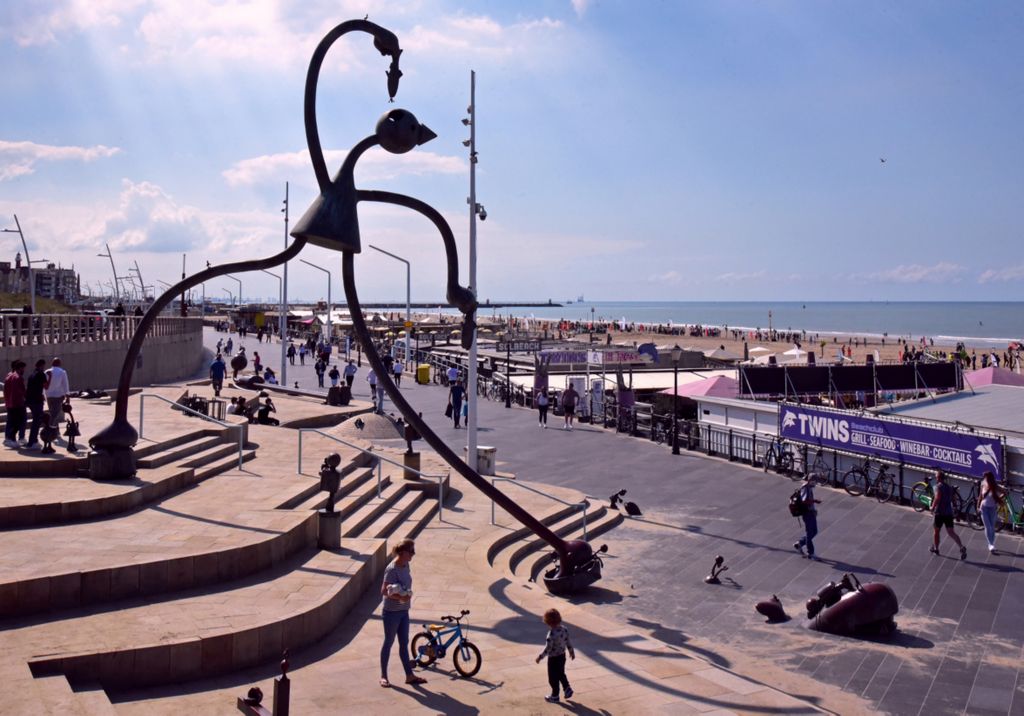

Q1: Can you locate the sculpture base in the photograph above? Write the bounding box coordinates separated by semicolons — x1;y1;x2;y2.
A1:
89;447;137;481
403;451;421;480
318;509;342;550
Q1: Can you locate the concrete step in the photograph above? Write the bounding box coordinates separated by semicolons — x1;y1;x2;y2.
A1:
356;489;425;539
388;496;438;545
137;434;224;469
0;447;257;529
485;503;580;569
33;674;85;715
290;465;378;513
507;505;610;575
276;451;375;510
340;480;408;538
28;541;387;691
68;684;117;715
133;428;211;460
524;508;625;583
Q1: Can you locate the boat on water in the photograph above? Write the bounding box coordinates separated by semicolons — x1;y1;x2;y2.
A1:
567;294;584;304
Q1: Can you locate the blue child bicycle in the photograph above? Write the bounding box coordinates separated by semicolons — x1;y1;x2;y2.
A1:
411;609;482;678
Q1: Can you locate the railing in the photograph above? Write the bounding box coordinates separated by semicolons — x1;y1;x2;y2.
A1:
0;314;200;348
296;428;447;521
139;393;244;469
489;476;589;540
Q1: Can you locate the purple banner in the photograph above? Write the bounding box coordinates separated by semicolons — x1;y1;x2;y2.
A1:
779;404;1004;481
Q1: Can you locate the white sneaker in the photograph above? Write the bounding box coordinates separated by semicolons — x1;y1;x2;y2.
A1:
3;439;18;447
988;544;995;553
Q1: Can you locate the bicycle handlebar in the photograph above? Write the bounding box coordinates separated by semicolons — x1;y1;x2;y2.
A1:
441;609;471;622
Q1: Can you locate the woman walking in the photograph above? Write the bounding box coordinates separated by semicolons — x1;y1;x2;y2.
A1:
536;389;549;428
379;538;427;688
978;470;1002;553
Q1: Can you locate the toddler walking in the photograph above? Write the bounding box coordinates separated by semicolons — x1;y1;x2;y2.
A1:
535;608;575;703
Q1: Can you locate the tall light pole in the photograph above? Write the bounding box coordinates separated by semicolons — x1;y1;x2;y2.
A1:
281;182;290;386
222;288;234;307
225;274;242;307
671;344;682;455
300;259;331;348
464;70;485;470
2;215;36;313
368;244;411;367
261;268;285;383
98;243;120;304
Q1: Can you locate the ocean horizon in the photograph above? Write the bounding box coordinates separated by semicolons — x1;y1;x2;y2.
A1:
465;301;1024;348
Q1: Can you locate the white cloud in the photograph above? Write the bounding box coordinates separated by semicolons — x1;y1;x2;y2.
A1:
648;270;681;284
94;179;208;252
978;264;1024;283
715;270;766;283
404;13;563;59
0;139;120;181
571;0;591;19
222;147;464;187
2;0;144;46
860;262;964;284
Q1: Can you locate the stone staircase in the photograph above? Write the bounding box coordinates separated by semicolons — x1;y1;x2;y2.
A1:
486;497;625;584
0;426;449;712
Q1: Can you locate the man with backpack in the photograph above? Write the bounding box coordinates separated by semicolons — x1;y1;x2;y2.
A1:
792;476;822;560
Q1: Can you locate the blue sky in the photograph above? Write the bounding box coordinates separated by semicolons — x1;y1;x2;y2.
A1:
1;1;1022;304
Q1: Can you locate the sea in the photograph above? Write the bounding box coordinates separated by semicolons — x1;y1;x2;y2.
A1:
467;301;1024;348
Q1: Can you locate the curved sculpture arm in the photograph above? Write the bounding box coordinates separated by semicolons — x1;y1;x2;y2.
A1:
89;237;307;451
341;251;570;569
304;20;402;191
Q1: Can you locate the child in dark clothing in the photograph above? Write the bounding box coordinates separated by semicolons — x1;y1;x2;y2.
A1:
535;608;575;702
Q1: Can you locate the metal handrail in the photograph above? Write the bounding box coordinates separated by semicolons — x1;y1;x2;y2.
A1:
489;476;588;540
297;428;447;521
139;393;243;469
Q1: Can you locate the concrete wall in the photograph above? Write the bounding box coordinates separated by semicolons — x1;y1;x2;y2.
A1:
0;319;204;391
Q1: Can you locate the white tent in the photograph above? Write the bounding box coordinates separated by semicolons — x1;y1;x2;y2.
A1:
748;346;771;355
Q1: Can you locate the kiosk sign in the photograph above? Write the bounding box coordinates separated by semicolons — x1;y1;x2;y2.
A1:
779;404;1004;481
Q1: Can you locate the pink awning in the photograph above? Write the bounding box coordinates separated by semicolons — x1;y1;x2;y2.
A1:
660;375;739;399
963;366;1024;388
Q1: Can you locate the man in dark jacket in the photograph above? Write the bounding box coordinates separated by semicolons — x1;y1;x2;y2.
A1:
25;359;47;449
3;360;27;447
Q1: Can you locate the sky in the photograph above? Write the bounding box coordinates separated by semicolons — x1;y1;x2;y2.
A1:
1;0;1022;305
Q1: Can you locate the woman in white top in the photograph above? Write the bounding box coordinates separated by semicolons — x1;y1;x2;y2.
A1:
978;470;1002;553
536;389;549;428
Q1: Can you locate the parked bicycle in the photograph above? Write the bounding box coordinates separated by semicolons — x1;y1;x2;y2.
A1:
411;609;482;678
954;479;985;531
651;416;672;445
803;448;833;486
910;477;976;527
995;489;1024;533
842;455;896;503
763;437;794;476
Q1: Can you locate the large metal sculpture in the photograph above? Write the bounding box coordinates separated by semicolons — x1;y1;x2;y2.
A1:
88;19;604;594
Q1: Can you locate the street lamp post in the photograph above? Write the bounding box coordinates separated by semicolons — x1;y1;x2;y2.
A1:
368;244;411;367
300;259;331;348
1;215;37;313
505;338;512;409
590;306;595;343
261;268;286;384
671;345;682;455
222;288;234;308
281;182;290;385
225;274;242;307
464;70;486;468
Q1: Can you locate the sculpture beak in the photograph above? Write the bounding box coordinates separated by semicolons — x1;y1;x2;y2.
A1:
417;123;437;146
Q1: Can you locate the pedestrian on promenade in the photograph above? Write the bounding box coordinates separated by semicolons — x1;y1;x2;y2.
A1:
379;538;427;688
561;383;579;430
344;359;357;388
252;351;262;376
445;364;458;387
225;337;233;355
393;359;403;387
209;354;227;397
298;344;307;365
931;470;967;559
3;360;27;447
367;368;378;407
449;379;465;428
536;389;549;428
793;476;822;560
24;359;46;450
287;343;296;365
328;365;340;388
44;357;70;428
535;608;575;703
314;359;326;388
978;470;1002;553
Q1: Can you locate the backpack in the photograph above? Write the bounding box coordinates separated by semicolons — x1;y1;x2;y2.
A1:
788;489;806;517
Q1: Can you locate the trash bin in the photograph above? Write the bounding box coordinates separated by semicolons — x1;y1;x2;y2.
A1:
417;364;431;385
464;445;497;475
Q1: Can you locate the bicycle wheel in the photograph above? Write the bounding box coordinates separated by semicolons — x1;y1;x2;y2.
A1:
910;482;932;512
842;468;868;497
994;504;1008;533
411;632;437;667
874;473;895;503
762;449;773;473
777;452;794;477
453;640;482;678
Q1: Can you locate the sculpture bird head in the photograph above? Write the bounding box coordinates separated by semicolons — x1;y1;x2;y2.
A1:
376;109;436;154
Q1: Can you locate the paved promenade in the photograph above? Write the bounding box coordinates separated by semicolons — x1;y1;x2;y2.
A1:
218;328;1024;715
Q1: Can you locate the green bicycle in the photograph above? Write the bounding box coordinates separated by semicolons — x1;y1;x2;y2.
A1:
995;489;1024;533
411;609;482;678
